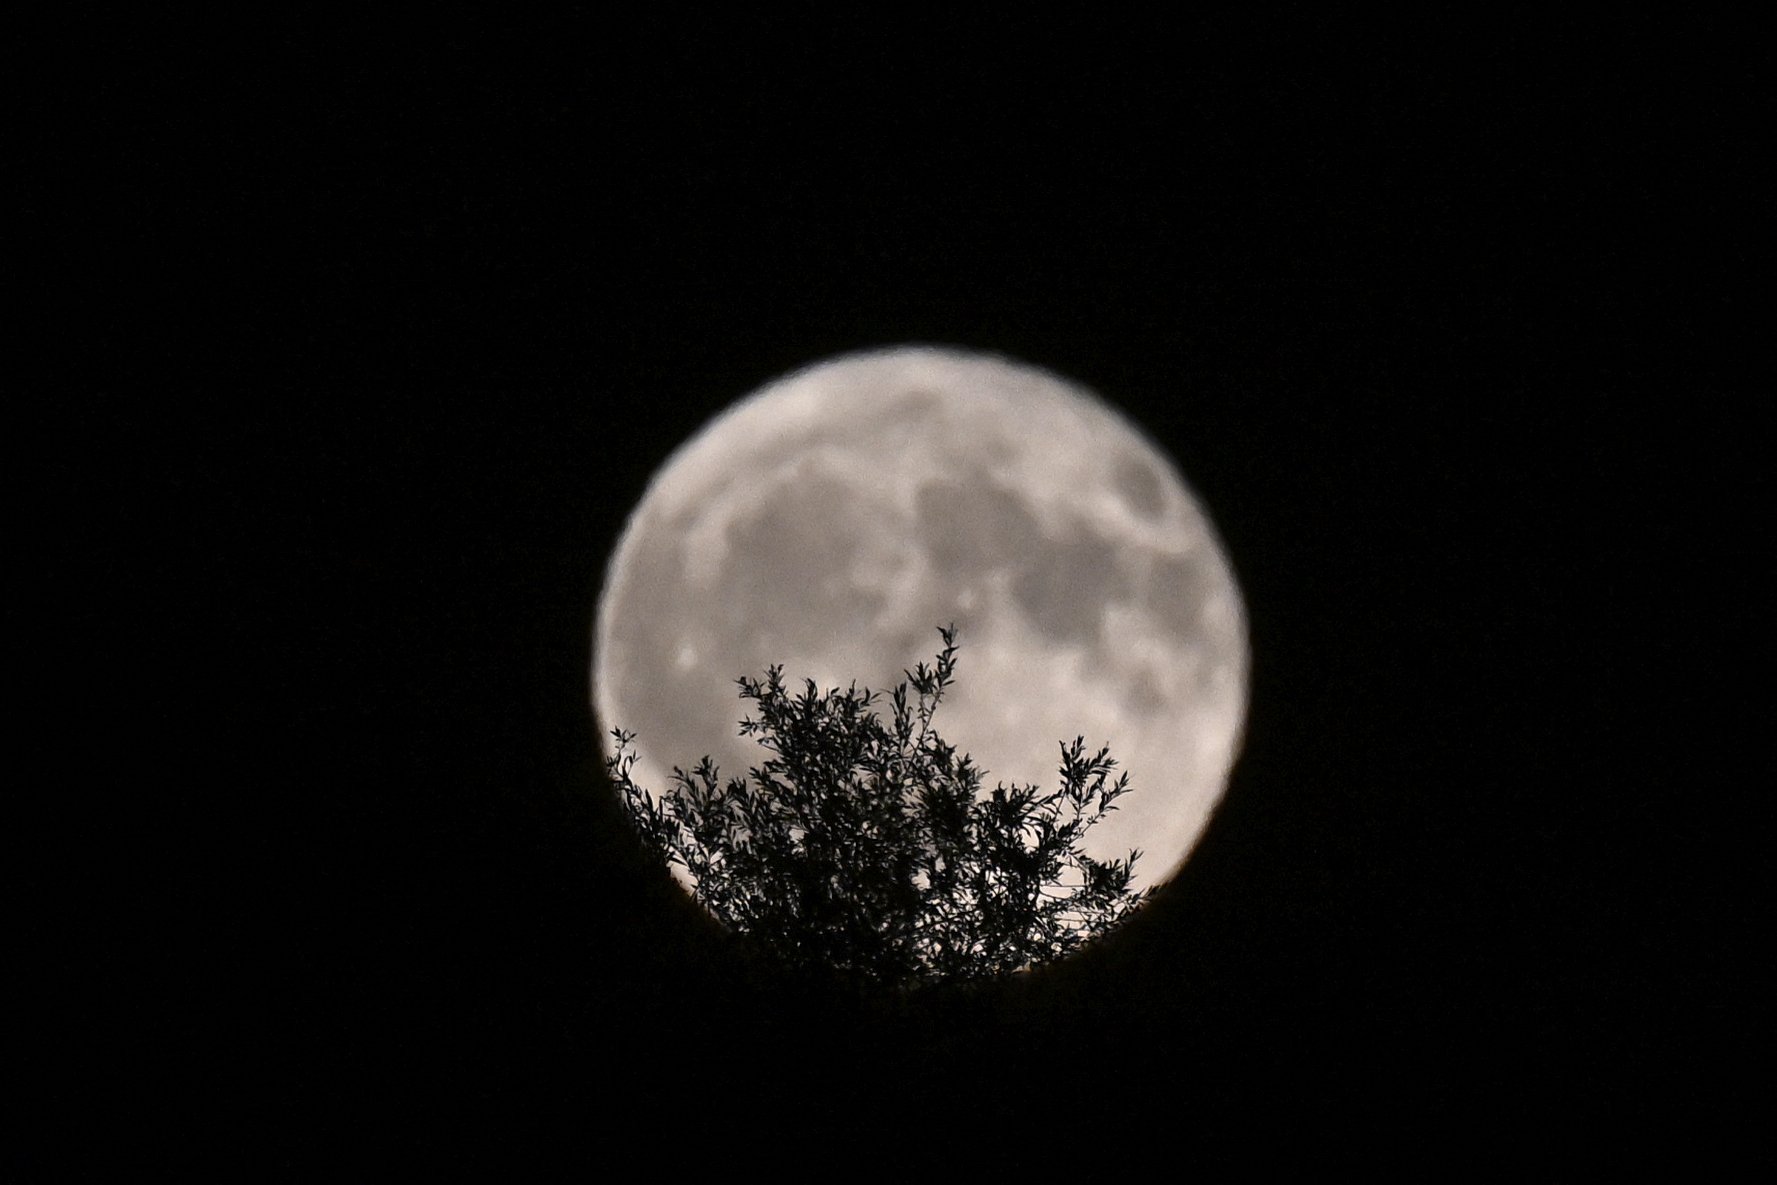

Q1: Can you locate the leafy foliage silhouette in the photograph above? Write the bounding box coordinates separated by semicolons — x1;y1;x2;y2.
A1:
607;627;1150;989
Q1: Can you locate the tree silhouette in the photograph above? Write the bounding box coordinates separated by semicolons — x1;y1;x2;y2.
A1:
607;627;1150;989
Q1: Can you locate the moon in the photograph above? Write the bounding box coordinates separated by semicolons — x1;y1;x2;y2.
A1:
593;345;1247;895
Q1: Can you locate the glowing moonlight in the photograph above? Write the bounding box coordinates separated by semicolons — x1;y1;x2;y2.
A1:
593;346;1247;892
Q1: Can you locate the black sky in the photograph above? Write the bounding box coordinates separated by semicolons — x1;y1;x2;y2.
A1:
40;13;1759;1175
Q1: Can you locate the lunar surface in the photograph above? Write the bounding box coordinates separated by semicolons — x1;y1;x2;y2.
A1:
593;346;1247;892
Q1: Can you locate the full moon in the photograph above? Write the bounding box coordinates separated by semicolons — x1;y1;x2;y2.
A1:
593;345;1247;894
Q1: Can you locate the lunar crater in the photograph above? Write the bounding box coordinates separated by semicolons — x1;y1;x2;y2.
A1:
914;478;1042;581
1114;454;1167;519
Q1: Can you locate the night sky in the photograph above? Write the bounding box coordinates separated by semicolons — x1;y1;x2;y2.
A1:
42;14;1756;1174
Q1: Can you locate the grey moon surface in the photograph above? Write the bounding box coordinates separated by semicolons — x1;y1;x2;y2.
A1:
593;346;1248;891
